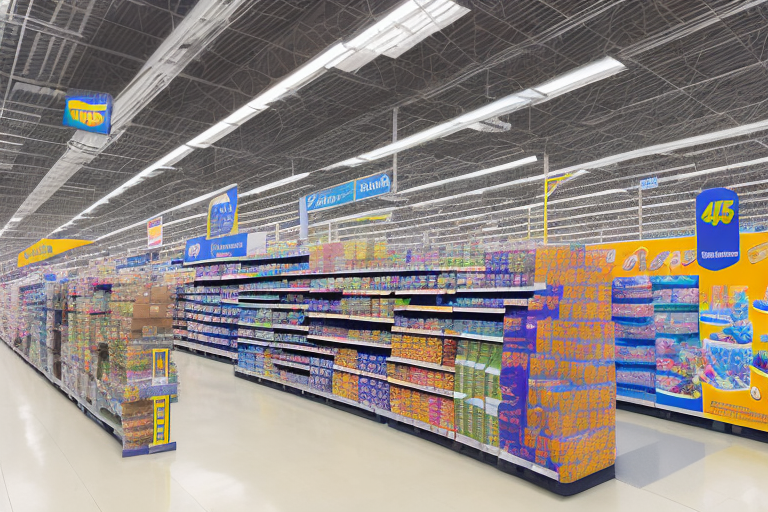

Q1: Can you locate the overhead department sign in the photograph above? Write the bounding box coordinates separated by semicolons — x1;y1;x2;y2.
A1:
18;238;93;268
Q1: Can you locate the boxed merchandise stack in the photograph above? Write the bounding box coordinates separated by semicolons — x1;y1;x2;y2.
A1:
499;245;615;483
63;272;178;457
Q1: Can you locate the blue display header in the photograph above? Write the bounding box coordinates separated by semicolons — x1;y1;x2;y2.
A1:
184;232;249;264
63;91;113;135
696;187;739;271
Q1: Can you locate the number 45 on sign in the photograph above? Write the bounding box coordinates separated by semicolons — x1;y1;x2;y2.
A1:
700;200;734;226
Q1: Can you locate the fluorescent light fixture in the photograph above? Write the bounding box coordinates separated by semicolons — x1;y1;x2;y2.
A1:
221;105;265;125
324;57;626;169
533;57;626;97
163;213;206;227
154;145;194;168
0;140;22;146
9;217;22;222
47;1;468;238
343;0;470;60
554;118;768;176
240;173;310;197
187;122;240;149
400;155;537;194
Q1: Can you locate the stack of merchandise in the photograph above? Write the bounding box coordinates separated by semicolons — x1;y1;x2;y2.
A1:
654;277;703;398
250;240;306;260
194;263;240;280
308;321;392;345
459;247;537;290
358;376;390;410
394;315;503;338
390;333;444;364
239;261;309;276
390;386;453;429
241;278;312;291
309;357;334;392
499;246;615;483
308;240;483;272
612;277;656;402
332;370;359;401
309;273;457;292
454;340;502;446
388;362;454;390
307;297;396;317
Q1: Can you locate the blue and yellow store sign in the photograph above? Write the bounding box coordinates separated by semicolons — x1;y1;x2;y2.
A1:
63;92;113;134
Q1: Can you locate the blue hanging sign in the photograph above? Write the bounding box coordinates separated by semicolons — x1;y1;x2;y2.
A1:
640;177;658;190
355;173;391;200
63;91;113;135
305;181;355;213
696;188;739;271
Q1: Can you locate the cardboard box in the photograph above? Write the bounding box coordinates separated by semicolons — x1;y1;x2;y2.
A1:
133;304;151;319
150;286;171;303
135;290;150;304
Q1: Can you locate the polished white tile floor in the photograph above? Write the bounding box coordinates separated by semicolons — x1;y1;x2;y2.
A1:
1;344;768;512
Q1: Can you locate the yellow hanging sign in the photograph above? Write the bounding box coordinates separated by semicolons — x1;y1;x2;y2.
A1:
17;238;93;268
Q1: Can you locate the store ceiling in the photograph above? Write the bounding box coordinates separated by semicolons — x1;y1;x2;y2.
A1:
2;0;768;268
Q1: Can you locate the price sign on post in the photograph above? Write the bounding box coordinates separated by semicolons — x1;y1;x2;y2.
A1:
696;188;739;271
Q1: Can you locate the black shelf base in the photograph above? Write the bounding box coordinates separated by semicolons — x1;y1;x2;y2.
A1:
235;369;614;495
173;343;236;364
1;340;122;445
618;400;768;444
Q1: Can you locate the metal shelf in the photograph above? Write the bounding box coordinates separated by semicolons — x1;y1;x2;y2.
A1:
387;356;455;373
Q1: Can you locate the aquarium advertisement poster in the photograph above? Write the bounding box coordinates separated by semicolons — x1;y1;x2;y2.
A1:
207;185;239;239
591;191;768;432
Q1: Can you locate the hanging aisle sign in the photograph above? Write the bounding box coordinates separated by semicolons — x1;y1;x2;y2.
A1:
300;173;391;237
207;185;239;239
696;187;739;271
304;173;391;213
63;91;113;135
18;238;93;268
147;216;163;248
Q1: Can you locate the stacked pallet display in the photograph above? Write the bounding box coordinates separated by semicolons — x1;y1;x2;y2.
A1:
233;239;616;492
497;245;615;484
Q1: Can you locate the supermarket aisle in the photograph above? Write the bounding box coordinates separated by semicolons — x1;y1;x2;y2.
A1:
1;345;768;512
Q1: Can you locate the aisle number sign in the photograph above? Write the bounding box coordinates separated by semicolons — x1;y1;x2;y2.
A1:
696;187;739;271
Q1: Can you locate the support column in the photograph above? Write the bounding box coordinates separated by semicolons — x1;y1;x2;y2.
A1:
392;107;398;193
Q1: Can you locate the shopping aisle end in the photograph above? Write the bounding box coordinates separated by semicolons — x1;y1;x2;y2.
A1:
0;343;764;512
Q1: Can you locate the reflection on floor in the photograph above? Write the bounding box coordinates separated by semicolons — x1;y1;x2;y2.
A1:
1;344;767;512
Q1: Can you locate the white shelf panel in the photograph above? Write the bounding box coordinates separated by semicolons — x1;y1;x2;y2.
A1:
387;377;454;397
306;334;391;349
386;357;455;373
306;312;394;323
332;364;387;380
272;360;311;371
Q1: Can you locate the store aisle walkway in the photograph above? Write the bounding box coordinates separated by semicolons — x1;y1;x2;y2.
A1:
1;344;768;512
